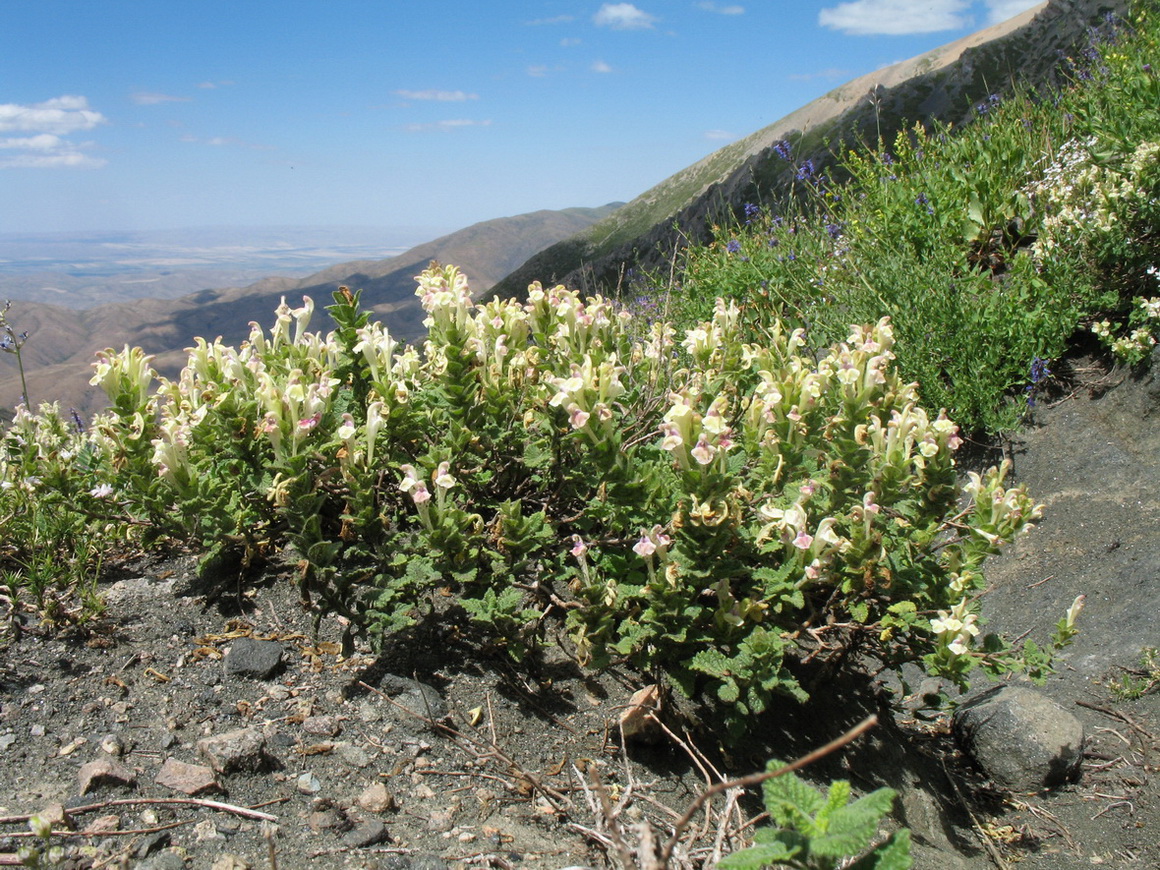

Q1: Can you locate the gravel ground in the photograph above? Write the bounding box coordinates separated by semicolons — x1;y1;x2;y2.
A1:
2;349;1160;870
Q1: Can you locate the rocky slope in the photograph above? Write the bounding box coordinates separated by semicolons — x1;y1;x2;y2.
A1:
487;0;1126;301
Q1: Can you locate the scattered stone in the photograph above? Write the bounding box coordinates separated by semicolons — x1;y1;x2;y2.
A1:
357;781;397;813
77;757;137;794
29;723;45;737
58;736;86;757
336;742;372;769
99;733;126;757
136;831;171;860
155;758;220;795
427;807;456;832
136;850;188;870
343;819;389;849
953;685;1085;793
210;856;251;870
308;808;345;832
377;675;448;729
356;698;384;723
296;771;322;794
193;817;225;842
224;638;284;680
84;814;121;833
197;727;271;775
378;855;449;870
303;714;341;737
0;733;16;750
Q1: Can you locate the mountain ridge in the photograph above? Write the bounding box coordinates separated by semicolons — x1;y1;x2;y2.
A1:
486;0;1122;300
0;205;620;418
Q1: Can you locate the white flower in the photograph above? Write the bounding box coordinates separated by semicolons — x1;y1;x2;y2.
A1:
433;462;457;490
89;483;115;499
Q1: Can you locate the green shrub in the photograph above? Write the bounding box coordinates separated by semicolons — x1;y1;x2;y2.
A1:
720;761;910;870
11;265;1067;736
673;3;1160;433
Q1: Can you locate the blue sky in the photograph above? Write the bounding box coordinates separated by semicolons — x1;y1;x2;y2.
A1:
1;0;1042;236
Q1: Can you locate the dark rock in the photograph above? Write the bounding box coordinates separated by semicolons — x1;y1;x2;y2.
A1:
224;638;284;679
953;685;1084;792
136;830;171;859
343;819;390;848
198;727;272;775
377;674;448;731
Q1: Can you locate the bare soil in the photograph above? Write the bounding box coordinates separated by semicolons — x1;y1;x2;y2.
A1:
2;347;1159;870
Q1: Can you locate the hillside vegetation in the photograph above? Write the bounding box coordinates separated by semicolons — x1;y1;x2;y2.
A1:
487;0;1122;301
2;4;1159;866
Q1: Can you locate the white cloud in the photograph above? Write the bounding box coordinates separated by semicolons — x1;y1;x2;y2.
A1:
985;0;1042;24
197;80;235;89
393;89;479;102
0;96;106;168
593;3;657;30
818;0;971;35
132;92;191;105
0;133;65;151
0;95;105;134
704;129;734;140
404;119;493;132
0;150;105;168
526;14;575;25
591;59;613;73
561;37;582;47
697;2;745;14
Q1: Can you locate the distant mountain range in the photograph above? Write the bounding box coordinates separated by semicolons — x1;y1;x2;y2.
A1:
0;205;619;418
0;0;1123;421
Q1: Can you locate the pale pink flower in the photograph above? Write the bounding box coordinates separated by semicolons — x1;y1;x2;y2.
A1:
633;537;657;558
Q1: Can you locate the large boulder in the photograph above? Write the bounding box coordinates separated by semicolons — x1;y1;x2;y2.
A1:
953;685;1084;792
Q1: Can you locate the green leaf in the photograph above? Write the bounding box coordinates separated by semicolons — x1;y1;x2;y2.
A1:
811;788;897;859
718;838;800;870
845;829;912;870
691;647;732;679
816;779;853;830
762;766;825;833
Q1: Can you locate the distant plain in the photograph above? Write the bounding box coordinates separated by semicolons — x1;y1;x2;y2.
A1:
0;225;448;308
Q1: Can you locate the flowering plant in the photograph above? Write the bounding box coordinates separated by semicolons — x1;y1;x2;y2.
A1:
22;265;1063;734
0;265;1072;733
